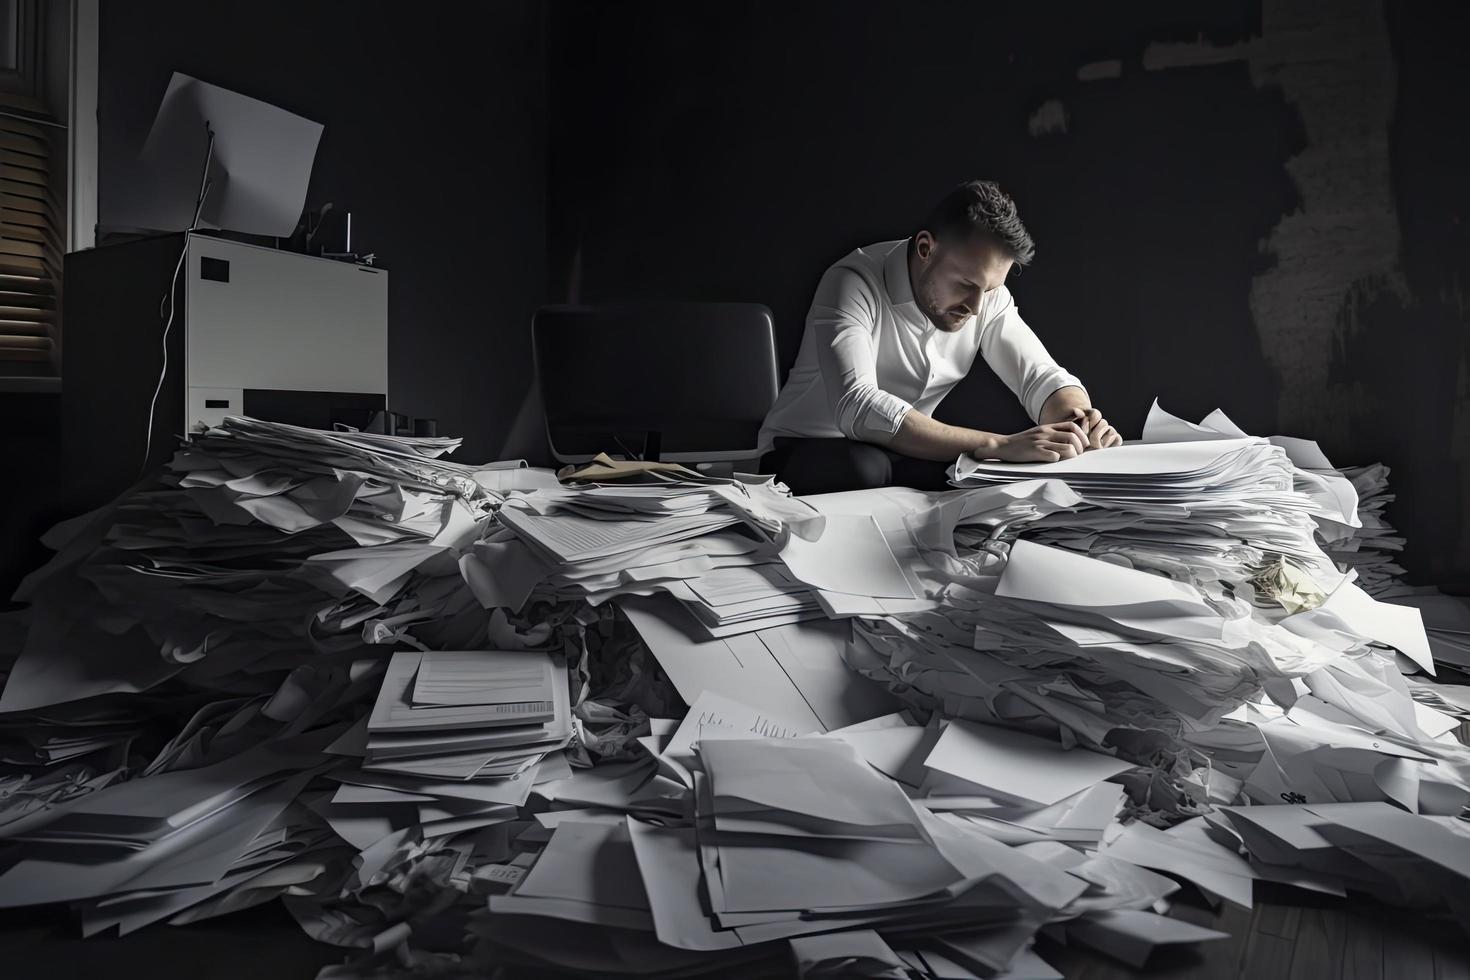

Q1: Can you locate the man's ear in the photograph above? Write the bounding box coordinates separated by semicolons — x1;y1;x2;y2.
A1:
913;230;936;260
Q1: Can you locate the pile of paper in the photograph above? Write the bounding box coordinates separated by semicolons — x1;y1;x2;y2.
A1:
0;421;570;942
848;537;1335;766
321;649;575;837
471;703;1235;977
178;415;488;533
951;407;1343;596
1;403;1468;977
464;455;932;637
0;728;348;935
1134;404;1421;606
1;417;503;716
1326;463;1412;597
462;472;834;637
849;404;1470;828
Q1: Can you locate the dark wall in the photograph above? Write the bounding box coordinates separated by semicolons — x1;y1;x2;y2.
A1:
545;2;1283;434
545;0;1470;585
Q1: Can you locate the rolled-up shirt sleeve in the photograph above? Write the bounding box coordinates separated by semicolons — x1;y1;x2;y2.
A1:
980;287;1086;423
809;267;914;443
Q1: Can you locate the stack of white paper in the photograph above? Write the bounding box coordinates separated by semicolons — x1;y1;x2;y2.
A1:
474;703;1243;976
952;425;1337;595
468;469;929;639
0;700;146;768
0;736;337;934
0;419;535;937
856;539;1470;816
3;417;500;714
1322;462;1412;597
465;474;836;637
312;650;577;834
481;730;1103;975
853;402;1465;829
177;416;490;541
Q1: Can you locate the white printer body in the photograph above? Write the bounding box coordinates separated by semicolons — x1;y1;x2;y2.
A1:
182;234;388;430
62;232;390;512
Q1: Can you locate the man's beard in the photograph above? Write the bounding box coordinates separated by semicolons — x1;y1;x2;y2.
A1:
915;273;970;331
919;291;969;331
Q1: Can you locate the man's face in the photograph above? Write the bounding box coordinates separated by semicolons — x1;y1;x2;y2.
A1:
910;231;1015;332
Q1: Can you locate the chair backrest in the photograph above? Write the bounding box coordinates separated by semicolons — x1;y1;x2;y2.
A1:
532;302;779;464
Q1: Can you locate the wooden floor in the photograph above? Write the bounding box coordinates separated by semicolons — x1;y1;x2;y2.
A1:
1044;886;1470;980
1;886;1466;980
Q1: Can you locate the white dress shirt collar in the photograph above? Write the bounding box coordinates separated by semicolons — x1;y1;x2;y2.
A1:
883;237;915;305
882;237;933;332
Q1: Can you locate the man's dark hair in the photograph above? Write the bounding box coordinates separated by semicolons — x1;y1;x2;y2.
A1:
921;179;1035;266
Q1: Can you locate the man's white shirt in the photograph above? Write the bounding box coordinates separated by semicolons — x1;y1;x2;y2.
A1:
758;239;1085;452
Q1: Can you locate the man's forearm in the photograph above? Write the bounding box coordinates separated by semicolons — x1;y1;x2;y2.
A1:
887;410;1004;462
1038;385;1090;424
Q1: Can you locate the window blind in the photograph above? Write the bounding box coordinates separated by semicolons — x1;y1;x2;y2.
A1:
0;113;60;377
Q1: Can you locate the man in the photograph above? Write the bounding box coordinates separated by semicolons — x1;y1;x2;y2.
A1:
758;179;1121;495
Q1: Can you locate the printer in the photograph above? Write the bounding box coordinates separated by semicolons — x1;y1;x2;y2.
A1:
60;232;389;513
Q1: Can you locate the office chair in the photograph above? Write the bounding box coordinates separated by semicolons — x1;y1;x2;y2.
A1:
532;302;779;467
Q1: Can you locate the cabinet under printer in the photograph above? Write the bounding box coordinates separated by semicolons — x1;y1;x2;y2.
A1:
61;232;388;514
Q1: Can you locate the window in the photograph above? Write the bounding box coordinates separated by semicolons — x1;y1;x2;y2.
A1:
0;110;59;377
0;0;96;387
